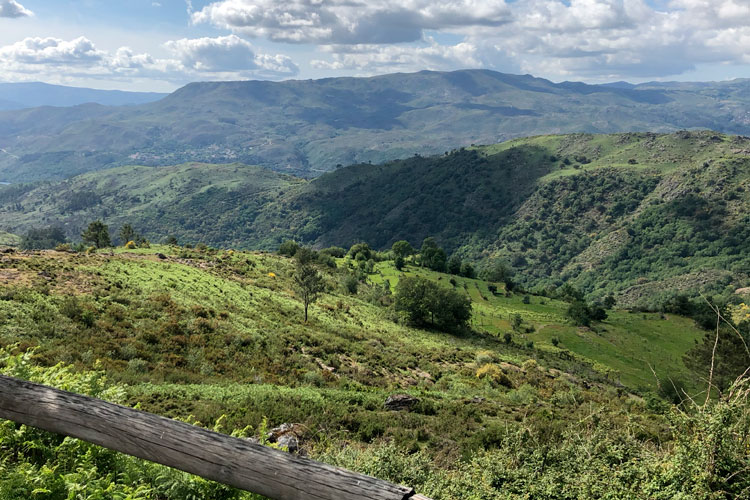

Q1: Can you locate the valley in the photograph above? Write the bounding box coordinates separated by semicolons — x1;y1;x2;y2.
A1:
1;74;749;499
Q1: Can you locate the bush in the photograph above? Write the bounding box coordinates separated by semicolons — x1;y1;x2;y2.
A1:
476;364;512;388
278;240;300;257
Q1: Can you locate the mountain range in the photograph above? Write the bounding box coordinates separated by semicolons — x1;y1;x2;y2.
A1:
1;70;750;183
0;82;166;111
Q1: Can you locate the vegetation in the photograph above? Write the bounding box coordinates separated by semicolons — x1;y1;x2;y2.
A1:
20;226;66;250
294;258;325;323
81;220;111;249
3;131;747;307
0;244;748;498
394;276;472;332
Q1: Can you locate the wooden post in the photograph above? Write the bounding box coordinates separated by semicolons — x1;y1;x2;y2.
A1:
0;375;430;500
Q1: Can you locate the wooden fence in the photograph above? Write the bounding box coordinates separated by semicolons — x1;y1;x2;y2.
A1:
0;374;431;500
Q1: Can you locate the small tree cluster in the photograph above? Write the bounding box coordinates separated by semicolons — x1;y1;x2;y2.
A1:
479;260;515;290
394;276;472;332
420;237;447;272
119;224;149;248
447;255;476;278
567;300;607;327
21;226;67;250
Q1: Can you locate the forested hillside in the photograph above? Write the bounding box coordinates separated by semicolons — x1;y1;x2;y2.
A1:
2;130;749;306
2;70;750;182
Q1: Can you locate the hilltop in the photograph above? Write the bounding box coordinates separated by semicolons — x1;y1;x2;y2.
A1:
2;70;750;182
2;130;749;306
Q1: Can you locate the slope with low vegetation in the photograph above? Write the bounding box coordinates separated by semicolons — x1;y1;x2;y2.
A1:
1;242;748;498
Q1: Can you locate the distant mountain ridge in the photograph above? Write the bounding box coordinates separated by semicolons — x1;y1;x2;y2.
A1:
0;82;167;110
1;70;750;183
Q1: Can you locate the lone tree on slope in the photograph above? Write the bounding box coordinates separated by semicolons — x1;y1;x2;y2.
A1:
81;220;111;249
294;260;325;323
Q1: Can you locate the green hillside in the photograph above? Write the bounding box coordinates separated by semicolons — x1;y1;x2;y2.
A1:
3;70;750;182
1;245;748;498
2;130;749;307
368;260;705;390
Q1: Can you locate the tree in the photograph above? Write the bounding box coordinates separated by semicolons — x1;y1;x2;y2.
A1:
567;300;607;327
394;276;472;332
447;255;462;275
420;237;447;272
391;240;414;259
278;240;300;257
118;224;138;246
480;260;513;284
394;255;405;270
294;262;325;323
294;246;317;265
81;220;111;249
348;242;372;261
460;262;476;279
603;294;617;309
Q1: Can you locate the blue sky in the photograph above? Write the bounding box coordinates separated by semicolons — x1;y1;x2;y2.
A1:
0;0;748;92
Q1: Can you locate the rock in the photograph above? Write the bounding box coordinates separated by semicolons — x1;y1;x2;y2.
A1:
277;433;299;453
384;394;419;411
0;247;15;254
266;423;305;454
156;253;167;260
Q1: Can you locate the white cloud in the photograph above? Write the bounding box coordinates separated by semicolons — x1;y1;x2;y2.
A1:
192;0;511;44
466;0;750;80
0;0;32;18
0;37;105;66
189;0;750;80
0;35;298;84
312;39;482;73
165;34;297;77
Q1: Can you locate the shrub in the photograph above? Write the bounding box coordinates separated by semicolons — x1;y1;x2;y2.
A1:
476;363;512;388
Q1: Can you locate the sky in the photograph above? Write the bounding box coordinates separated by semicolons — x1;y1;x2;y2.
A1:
0;0;748;92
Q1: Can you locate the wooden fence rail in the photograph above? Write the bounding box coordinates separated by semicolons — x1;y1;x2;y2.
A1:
0;374;431;500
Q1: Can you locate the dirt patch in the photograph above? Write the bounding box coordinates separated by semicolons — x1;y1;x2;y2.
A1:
0;268;34;286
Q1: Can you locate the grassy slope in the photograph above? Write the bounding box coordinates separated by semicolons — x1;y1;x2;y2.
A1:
0;245;708;462
0;230;19;246
368;260;704;390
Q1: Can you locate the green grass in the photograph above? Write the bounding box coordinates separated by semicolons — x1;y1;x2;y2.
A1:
368;259;706;390
0;230;19;246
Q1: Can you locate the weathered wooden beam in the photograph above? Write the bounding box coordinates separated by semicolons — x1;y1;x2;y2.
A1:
0;375;431;500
